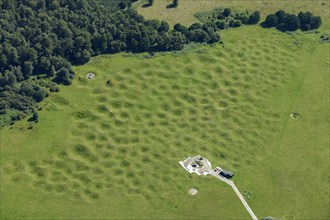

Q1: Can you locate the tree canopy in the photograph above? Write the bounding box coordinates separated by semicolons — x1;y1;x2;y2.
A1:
263;10;321;32
195;7;261;28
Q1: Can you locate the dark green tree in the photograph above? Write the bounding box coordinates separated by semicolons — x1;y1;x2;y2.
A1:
158;21;170;32
188;23;203;30
188;29;209;42
55;68;74;85
172;0;178;8
49;65;56;77
235;13;249;24
7;47;19;66
144;19;161;30
20;83;35;97
298;11;322;31
0;55;8;69
168;32;186;50
248;11;261;24
275;10;287;23
32;112;39;121
223;8;231;17
229;19;242;28
216;21;227;30
298;12;313;31
264;14;278;27
74;50;91;65
173;23;189;37
23;61;34;77
310;16;322;30
174;23;184;31
279;14;300;31
32;88;46;102
139;37;151;51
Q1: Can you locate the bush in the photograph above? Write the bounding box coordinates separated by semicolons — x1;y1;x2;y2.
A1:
74;50;91;65
32;112;39;121
174;23;184;31
223;8;231;17
248;11;260;24
48;82;60;92
172;0;178;7
262;10;321;32
229;19;242;28
188;23;203;30
311;16;322;29
264;14;278;27
144;19;160;30
234;13;249;24
279;14;300;31
33;89;46;102
298;11;313;31
158;21;170;32
216;21;227;30
55;68;74;85
275;10;287;23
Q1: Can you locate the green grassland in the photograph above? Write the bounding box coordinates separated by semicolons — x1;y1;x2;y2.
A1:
1;2;329;219
137;0;330;29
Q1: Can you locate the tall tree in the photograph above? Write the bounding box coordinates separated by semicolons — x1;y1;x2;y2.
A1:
264;14;278;27
158;21;170;32
172;0;178;8
248;11;260;24
223;8;231;17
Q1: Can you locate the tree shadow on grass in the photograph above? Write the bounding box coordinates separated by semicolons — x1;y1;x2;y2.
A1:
141;3;152;8
166;4;175;9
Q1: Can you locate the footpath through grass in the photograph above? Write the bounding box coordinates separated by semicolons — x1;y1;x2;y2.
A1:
1;25;329;219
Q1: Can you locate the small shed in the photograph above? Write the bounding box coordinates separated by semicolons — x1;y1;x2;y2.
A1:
219;169;234;179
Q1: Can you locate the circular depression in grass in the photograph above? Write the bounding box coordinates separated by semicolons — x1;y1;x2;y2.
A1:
214;100;229;110
290;112;300;120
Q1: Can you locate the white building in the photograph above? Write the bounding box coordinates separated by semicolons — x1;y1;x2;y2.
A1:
179;155;213;176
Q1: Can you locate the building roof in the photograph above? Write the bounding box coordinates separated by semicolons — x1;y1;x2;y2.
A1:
179;155;213;176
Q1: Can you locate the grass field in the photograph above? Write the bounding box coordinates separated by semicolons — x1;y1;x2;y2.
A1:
137;0;330;30
1;2;329;219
